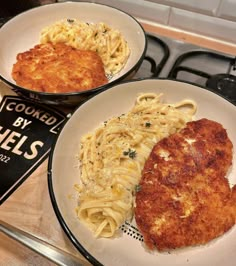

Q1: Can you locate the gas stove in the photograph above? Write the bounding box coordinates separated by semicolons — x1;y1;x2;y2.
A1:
134;33;236;105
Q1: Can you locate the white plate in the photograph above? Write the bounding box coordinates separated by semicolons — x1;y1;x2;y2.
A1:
0;2;146;85
48;79;236;266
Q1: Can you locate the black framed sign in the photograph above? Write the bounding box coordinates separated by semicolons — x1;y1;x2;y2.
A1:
0;95;67;204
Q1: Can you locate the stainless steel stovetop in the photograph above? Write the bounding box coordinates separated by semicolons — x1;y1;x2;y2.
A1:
134;33;236;105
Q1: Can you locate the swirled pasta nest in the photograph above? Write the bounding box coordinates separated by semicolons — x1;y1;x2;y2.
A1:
40;18;130;76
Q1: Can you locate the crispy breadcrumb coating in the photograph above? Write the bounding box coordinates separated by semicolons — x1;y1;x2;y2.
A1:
135;118;235;251
12;42;108;93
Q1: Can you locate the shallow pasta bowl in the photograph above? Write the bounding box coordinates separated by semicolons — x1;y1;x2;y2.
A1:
48;78;236;266
0;1;147;106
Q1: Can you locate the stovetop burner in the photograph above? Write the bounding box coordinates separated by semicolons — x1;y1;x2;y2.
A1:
167;50;236;103
135;34;236;105
206;73;236;102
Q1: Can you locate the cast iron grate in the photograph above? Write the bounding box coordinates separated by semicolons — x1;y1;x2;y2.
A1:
168;51;236;104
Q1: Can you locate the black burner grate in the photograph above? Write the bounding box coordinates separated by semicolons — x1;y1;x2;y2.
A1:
168;51;236;104
134;33;170;79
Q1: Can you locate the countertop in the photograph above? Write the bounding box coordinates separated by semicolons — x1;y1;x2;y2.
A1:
1;22;236;266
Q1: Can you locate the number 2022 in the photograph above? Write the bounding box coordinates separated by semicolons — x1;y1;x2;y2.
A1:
0;154;10;163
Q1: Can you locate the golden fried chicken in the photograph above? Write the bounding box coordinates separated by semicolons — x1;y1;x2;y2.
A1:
12;42;108;93
135;118;236;251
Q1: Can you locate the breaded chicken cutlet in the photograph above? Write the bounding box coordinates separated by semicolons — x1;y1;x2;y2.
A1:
135;118;236;251
12;42;108;93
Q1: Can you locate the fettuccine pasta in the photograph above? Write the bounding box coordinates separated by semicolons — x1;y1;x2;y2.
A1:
75;93;197;238
40;19;130;75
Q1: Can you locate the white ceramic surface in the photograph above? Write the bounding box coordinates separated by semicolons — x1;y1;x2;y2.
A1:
0;1;146;90
49;79;236;266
